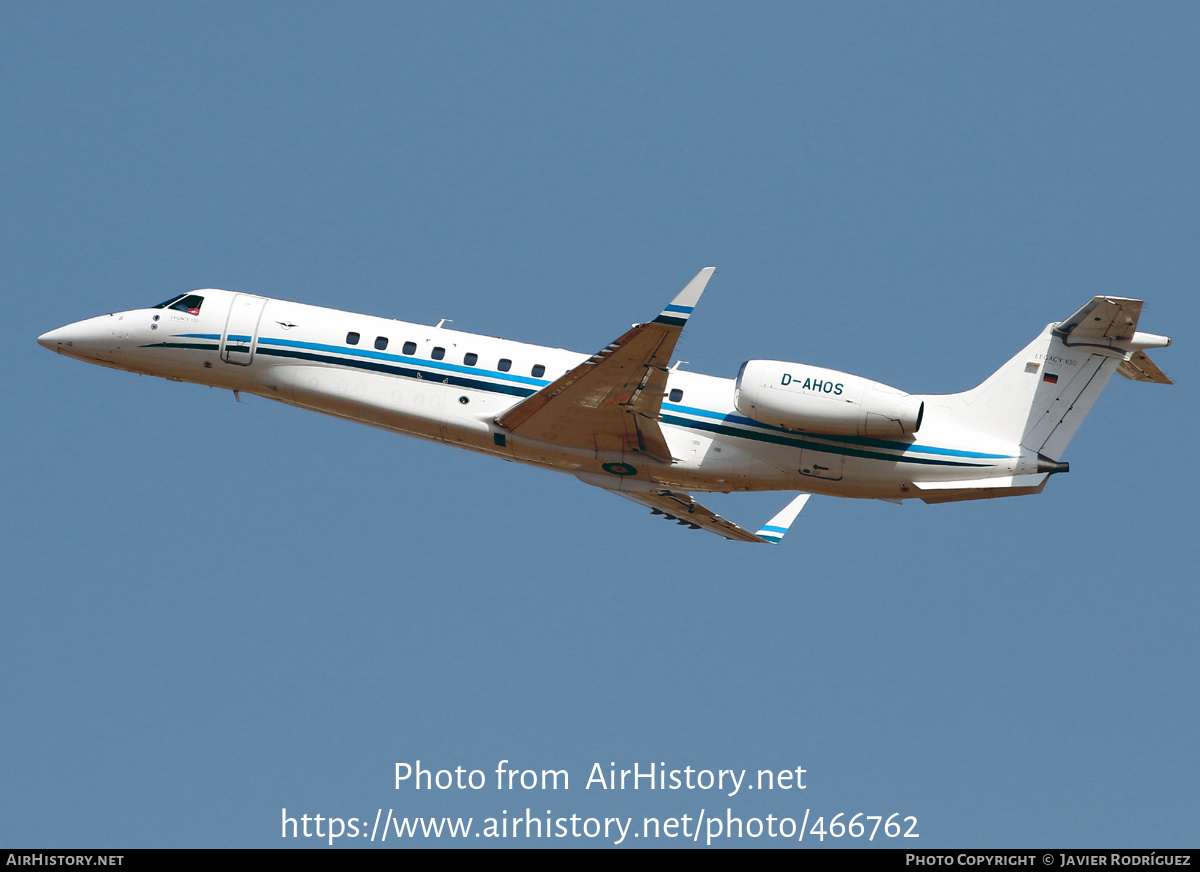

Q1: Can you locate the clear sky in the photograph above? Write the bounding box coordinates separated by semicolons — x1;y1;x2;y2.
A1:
3;2;1197;848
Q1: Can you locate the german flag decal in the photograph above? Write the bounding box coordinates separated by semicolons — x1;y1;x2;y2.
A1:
1043;372;1059;384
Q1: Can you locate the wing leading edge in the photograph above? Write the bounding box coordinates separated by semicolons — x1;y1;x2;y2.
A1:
495;268;714;462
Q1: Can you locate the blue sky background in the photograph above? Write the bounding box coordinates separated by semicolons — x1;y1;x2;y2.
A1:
3;2;1197;848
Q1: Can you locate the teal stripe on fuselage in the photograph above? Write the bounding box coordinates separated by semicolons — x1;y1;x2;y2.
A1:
259;336;550;386
663;403;1010;460
257;346;540;398
163;333;998;468
658;413;989;468
171;333;551;387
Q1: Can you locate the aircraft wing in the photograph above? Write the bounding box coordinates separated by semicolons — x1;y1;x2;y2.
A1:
494;268;714;463
608;487;810;544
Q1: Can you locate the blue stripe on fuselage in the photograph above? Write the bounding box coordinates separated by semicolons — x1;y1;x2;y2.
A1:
658;413;989;468
662;403;1010;460
165;333;1003;467
259;336;550;386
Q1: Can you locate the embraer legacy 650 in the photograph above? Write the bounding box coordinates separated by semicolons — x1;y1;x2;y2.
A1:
38;269;1172;543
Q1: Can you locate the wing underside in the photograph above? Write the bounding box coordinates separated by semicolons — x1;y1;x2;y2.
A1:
605;487;811;544
612;489;768;542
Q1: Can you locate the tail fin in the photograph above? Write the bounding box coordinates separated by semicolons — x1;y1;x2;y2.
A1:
924;297;1171;460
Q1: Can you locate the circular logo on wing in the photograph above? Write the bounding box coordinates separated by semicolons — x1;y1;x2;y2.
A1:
601;462;638;477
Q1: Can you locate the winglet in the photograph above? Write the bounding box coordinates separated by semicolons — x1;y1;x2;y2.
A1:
754;494;811;544
653;267;714;327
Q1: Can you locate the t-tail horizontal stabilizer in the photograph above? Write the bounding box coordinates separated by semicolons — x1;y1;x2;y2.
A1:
1118;349;1173;385
1055;296;1173;385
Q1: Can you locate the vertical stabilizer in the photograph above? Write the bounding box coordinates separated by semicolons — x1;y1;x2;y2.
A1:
1018;338;1122;459
925;297;1169;461
935;326;1057;448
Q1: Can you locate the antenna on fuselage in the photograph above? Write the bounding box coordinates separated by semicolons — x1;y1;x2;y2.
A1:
436;318;453;329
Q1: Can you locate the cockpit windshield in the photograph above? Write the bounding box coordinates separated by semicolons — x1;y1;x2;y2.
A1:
152;294;205;315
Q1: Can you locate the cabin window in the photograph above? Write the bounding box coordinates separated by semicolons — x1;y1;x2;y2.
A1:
498;358;512;372
402;341;417;355
346;332;360;346
531;364;546;378
432;347;445;360
375;336;388;351
669;389;683;403
464;352;478;366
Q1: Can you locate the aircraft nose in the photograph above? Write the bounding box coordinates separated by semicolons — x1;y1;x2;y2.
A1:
37;327;66;350
37;314;121;357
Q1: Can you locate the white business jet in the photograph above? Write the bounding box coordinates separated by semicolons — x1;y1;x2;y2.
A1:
38;269;1171;543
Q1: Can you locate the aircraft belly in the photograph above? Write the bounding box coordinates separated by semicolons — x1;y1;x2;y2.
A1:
799;445;845;481
505;433;759;492
510;440;610;471
441;388;517;453
713;425;1016;499
265;365;448;442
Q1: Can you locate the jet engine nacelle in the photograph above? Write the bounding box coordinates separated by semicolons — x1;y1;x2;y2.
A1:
735;360;924;437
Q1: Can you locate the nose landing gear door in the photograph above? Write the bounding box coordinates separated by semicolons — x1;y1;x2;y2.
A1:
221;294;267;365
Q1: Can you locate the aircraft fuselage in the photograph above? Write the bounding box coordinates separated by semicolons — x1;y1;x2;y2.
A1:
38;288;1033;503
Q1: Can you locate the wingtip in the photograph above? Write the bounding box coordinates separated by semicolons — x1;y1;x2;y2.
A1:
675;267;716;305
754;493;811;544
662;267;716;319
